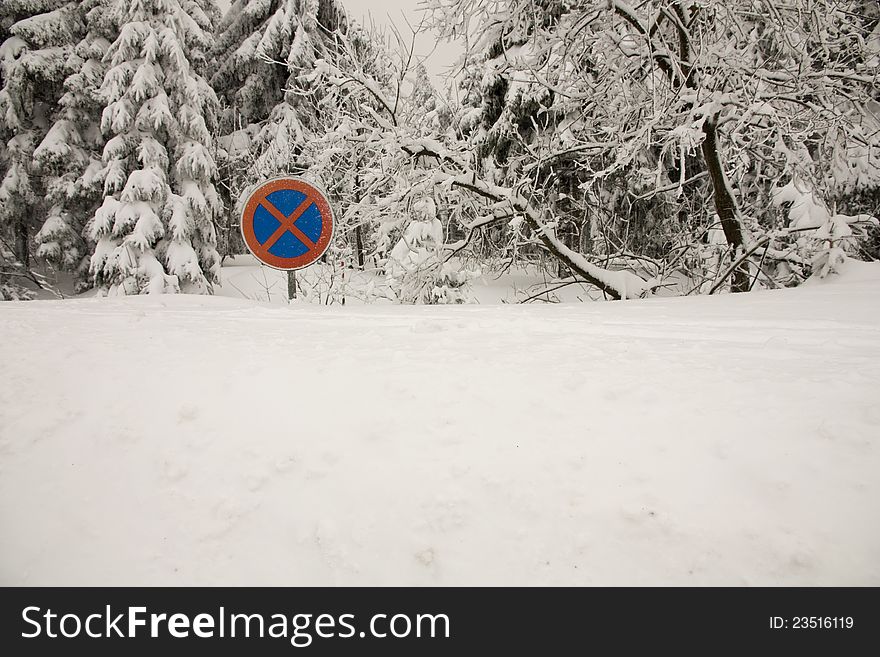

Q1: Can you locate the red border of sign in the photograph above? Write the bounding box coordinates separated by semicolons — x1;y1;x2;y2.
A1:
240;176;335;271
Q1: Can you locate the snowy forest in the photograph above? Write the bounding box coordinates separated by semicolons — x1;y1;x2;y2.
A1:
1;0;878;303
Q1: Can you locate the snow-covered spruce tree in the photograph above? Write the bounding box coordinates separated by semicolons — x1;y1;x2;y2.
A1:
433;0;880;294
88;0;222;295
210;0;291;133
31;0;115;292
0;0;79;299
208;0;348;257
238;0;345;175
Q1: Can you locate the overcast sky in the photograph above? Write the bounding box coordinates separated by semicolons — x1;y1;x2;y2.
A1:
216;0;462;88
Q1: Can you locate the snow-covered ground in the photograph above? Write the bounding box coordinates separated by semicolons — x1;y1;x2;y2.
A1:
1;260;879;585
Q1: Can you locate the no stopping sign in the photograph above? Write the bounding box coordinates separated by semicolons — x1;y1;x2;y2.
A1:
240;177;334;270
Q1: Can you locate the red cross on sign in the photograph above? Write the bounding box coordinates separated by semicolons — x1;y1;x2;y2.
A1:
240;177;334;270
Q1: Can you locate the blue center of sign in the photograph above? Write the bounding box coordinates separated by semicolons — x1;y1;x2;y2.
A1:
251;189;324;258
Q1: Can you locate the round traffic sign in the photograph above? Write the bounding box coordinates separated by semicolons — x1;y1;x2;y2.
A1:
240;176;334;270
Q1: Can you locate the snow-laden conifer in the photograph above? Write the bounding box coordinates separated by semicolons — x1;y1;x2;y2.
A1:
208;0;354;256
0;0;79;298
31;0;116;291
87;0;222;295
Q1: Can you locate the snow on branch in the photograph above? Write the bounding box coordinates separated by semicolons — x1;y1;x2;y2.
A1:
399;142;649;300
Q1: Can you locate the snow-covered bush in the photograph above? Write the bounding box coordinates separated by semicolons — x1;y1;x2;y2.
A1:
772;179;878;280
383;197;478;304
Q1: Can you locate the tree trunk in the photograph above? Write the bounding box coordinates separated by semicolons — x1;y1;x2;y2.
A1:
355;224;364;269
352;170;365;269
701;118;749;292
14;214;29;268
556;221;578;279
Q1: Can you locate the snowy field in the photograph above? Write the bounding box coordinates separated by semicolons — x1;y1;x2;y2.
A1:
1;260;879;586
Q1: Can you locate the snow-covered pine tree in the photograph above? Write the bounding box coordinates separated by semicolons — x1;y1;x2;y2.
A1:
32;0;115;292
0;0;79;299
210;0;290;133
88;0;223;295
209;0;290;256
208;0;348;257
238;0;346;174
